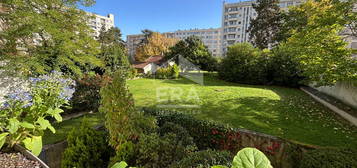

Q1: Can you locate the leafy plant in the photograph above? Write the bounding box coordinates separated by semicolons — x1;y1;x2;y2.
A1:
61;118;111;168
170;149;233;168
298;148;357;168
213;148;272;168
0;71;75;156
155;64;180;79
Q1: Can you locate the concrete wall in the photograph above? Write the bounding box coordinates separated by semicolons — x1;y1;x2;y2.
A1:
313;81;357;109
39;141;68;168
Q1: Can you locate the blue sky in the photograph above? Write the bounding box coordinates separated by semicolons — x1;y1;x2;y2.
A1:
81;0;238;40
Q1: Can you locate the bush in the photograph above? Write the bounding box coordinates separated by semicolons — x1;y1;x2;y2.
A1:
144;108;241;152
169;149;233;168
61;119;111;168
267;45;304;87
68;74;112;113
135;133;197;168
155;64;180;79
219;43;269;85
299;148;357;168
218;43;303;87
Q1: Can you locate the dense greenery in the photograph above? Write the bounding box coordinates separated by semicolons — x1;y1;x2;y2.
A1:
299;148;357;168
68;74;112;113
97;27;131;75
128;75;357;148
165;36;218;71
218;43;269;85
155;64;180;79
248;0;282;49
218;43;302;86
0;72;75;156
0;0;102;76
280;0;356;86
61;119;110;168
170;149;233;168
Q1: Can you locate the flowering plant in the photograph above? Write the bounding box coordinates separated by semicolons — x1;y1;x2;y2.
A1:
0;71;75;156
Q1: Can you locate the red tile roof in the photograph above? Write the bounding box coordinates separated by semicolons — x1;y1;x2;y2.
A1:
132;55;166;69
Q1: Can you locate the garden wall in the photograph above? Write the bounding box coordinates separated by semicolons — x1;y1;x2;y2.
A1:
312;81;357;109
39;141;68;168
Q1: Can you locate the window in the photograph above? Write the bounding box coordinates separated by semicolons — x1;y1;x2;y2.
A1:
228;34;236;39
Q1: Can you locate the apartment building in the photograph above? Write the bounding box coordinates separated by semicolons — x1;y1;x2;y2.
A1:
127;28;223;61
172;28;223;57
87;12;115;37
221;0;302;53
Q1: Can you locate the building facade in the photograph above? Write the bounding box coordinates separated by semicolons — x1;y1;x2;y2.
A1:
172;28;223;57
87;12;115;37
221;0;302;53
127;28;223;61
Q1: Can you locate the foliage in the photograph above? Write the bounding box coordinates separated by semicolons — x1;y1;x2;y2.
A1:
135;32;178;62
97;27;130;75
165;36;218;71
99;70;156;156
267;45;304;87
61;119;110;168
248;0;282;49
135;133;196;168
144;108;241;152
170;149;233;168
282;0;356;86
0;71;75;155
68;74;112;113
0;0;103;77
111;161;131;168
231;148;272;168
218;43;269;85
109;141;136;168
299;148;357;168
155;64;180;79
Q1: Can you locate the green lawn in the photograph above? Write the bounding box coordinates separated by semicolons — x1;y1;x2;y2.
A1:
43;112;103;145
128;74;357;148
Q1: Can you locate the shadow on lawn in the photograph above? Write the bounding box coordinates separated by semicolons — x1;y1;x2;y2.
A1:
198;97;284;131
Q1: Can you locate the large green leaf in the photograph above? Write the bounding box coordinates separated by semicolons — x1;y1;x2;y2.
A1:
47;108;63;122
36;117;56;133
22;136;43;156
111;161;128;168
0;133;9;149
232;148;272;168
20;122;35;129
7;118;20;134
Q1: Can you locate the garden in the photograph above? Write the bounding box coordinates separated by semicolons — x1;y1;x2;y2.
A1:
0;0;356;167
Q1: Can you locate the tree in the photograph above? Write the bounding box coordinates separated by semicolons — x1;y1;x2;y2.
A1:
0;0;103;77
248;0;282;49
283;0;357;86
135;32;177;61
165;36;218;71
97;27;130;74
218;43;268;84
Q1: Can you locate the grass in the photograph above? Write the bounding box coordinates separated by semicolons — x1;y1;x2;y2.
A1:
127;74;357;148
43;112;103;145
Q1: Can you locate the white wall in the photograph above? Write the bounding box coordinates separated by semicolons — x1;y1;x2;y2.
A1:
313;81;357;109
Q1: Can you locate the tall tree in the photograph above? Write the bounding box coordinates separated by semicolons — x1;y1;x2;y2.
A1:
135;32;177;61
97;27;129;74
248;0;282;49
165;36;217;71
0;0;102;77
284;0;356;86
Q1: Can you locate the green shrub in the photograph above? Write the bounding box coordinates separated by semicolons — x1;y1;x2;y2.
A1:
144;108;240;152
68;74;112;114
108;141;136;168
61;119;111;168
135;133;197;168
170;149;233;168
267;45;304;87
155;64;180;79
219;43;269;85
299;148;357;168
158;122;196;147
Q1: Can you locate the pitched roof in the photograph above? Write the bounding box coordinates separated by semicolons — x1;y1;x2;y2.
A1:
132;55;166;69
